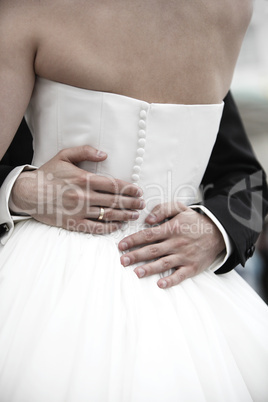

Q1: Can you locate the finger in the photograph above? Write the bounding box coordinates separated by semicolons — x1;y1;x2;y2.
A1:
64;218;122;234
157;266;192;289
145;202;188;224
87;207;140;222
58;145;107;164
133;254;178;278
90;175;143;197
120;241;170;267
92;192;145;211
118;226;164;252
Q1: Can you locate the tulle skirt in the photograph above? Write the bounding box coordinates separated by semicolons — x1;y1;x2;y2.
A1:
0;220;268;402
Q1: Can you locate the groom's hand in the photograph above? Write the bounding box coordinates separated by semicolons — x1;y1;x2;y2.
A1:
118;202;225;288
9;145;144;234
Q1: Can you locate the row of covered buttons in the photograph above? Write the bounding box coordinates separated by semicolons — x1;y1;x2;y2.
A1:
131;103;148;185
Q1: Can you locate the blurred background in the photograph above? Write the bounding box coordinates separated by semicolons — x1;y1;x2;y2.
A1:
231;0;268;302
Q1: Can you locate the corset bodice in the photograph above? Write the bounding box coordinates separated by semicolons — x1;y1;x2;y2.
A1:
25;77;223;216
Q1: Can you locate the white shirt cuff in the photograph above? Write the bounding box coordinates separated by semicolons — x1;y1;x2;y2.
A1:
190;205;233;272
0;165;36;245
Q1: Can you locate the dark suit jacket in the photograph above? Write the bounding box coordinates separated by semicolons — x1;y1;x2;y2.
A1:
201;92;268;273
1;92;267;273
0;118;33;185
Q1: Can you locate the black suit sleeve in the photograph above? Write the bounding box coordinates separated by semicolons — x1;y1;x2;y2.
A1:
200;92;268;274
0;118;33;186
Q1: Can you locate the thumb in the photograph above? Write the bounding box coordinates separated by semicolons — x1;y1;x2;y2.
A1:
145;202;187;224
59;145;107;164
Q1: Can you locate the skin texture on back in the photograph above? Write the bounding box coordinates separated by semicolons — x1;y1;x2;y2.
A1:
0;0;253;157
34;0;252;104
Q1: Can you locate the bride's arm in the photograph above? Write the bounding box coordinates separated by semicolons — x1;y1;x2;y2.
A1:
0;5;37;240
0;5;36;161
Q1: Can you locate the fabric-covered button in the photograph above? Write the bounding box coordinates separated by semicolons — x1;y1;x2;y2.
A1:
141;102;148;110
138;138;146;147
133;165;141;173
137;148;145;157
140;110;147;119
132;174;140;182
138;130;146;138
135;157;143;165
139;120;146;129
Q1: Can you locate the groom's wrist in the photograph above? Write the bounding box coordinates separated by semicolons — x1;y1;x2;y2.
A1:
190;204;233;271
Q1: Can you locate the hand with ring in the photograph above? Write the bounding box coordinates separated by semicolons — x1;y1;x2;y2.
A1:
10;145;145;234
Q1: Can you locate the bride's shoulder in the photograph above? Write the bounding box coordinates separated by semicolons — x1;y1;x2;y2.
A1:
0;0;42;56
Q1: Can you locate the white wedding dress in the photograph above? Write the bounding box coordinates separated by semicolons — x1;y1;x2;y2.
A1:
0;77;267;402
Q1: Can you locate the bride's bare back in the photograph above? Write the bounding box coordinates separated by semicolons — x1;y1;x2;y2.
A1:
0;0;252;156
32;0;252;104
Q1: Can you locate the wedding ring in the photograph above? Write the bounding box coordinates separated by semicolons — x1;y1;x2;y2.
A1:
97;207;105;221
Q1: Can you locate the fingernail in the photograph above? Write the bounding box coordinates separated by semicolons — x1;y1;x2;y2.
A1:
120;242;128;251
137;268;145;278
121;256;130;267
136;188;143;197
148;214;157;223
96;150;106;158
139;200;146;209
159;280;167;289
131;212;139;220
